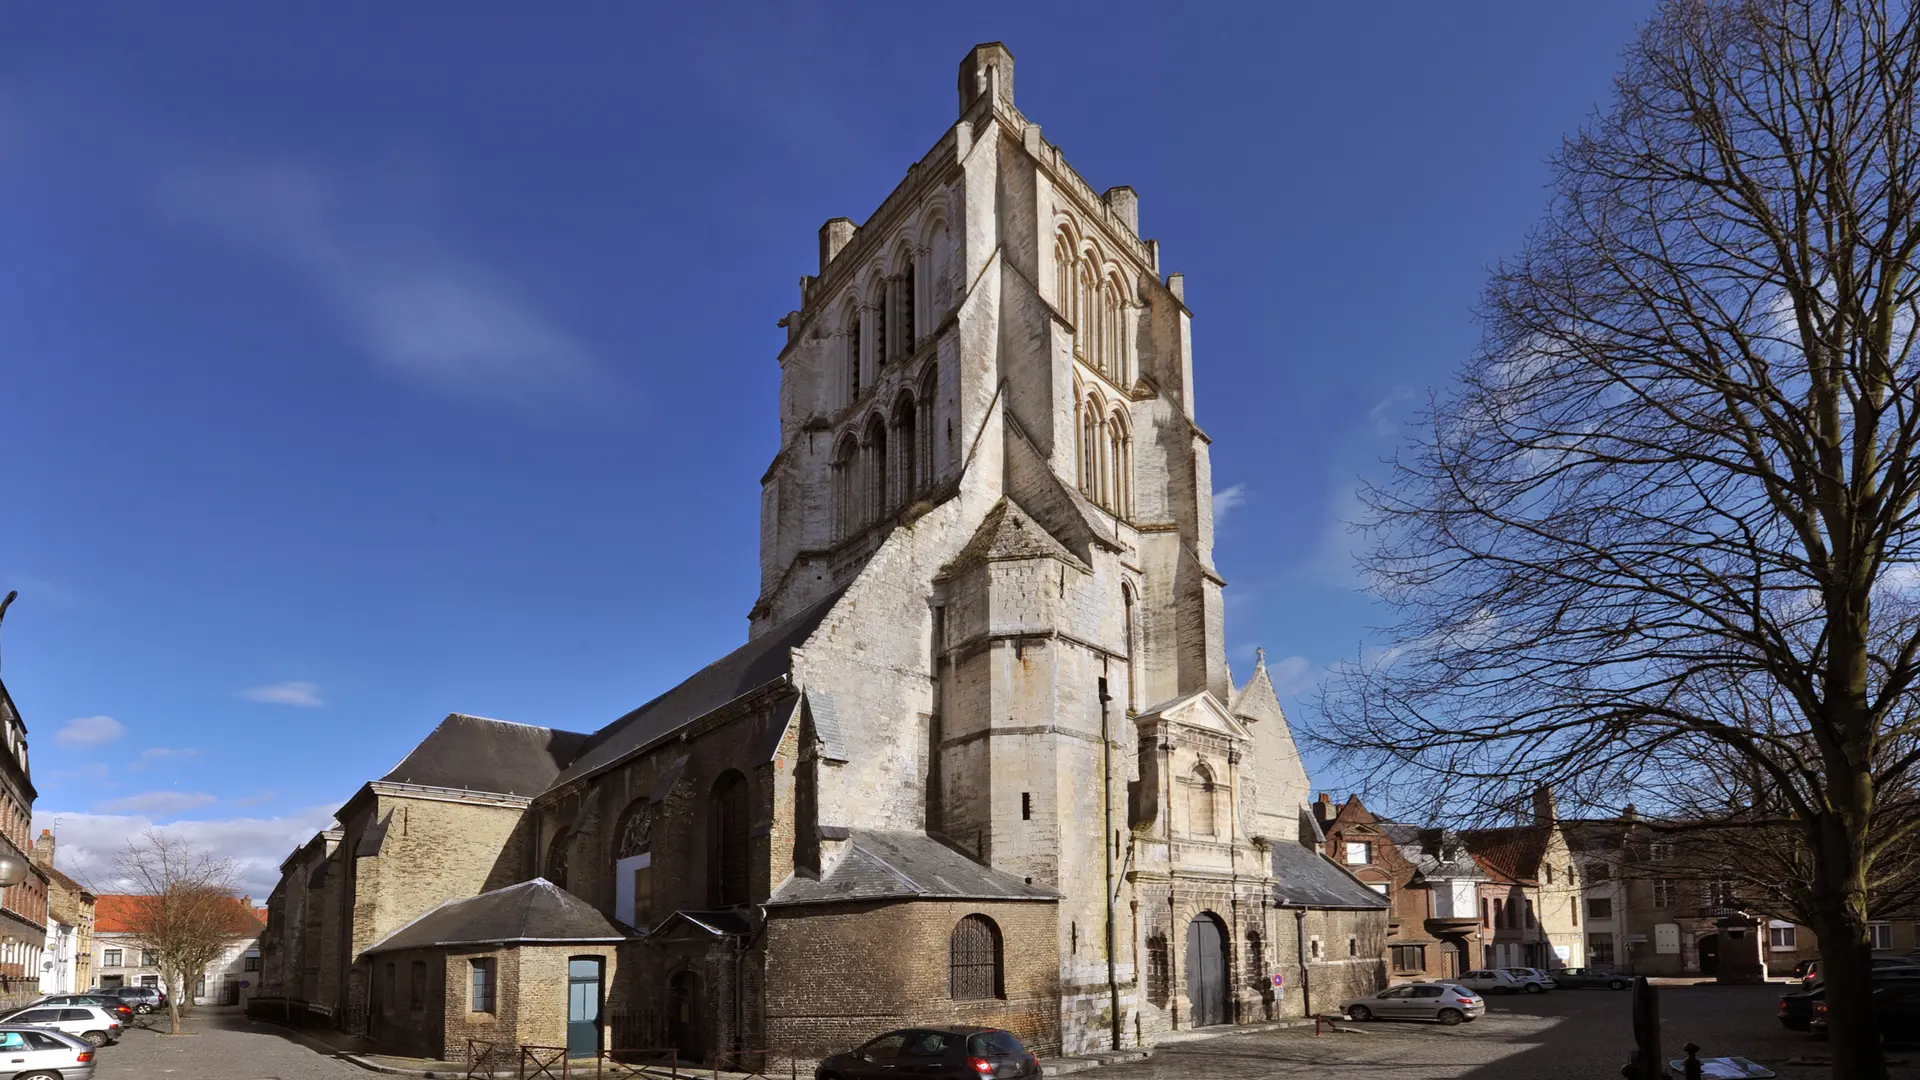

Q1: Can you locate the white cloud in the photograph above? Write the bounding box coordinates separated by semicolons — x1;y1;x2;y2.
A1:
126;747;205;772
231;790;278;808
1265;654;1316;697
155;159;601;403
96;791;218;815
1214;484;1248;522
48;762;110;784
56;716;126;747
31;807;337;900
239;681;323;708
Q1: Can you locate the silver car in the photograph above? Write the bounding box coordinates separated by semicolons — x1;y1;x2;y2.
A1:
1343;981;1486;1025
0;1024;98;1079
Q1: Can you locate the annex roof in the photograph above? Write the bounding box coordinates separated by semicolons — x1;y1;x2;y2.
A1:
767;830;1057;907
380;714;590;798
548;586;848;790
364;879;624;954
1270;839;1392;910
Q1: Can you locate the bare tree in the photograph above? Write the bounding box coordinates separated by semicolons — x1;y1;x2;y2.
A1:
1317;2;1920;1076
108;832;254;1035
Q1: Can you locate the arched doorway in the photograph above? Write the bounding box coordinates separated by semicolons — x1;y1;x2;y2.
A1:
670;970;706;1063
1697;934;1720;977
1439;939;1464;980
1185;913;1230;1027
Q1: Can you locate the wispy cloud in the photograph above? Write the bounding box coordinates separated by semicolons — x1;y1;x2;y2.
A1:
1264;654;1316;697
32;807;337;899
231;790;278;808
1214;484;1248;522
239;681;323;708
96;791;218;815
56;716;126;747
48;762;110;785
127;747;205;772
155;159;601;404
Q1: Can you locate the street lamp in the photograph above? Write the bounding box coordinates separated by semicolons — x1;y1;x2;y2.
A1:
0;854;29;888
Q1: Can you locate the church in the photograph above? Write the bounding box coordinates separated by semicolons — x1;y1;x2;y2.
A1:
254;43;1386;1065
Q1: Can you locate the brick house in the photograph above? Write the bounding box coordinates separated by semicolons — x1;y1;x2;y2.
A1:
0;675;51;1011
31;831;94;994
93;894;264;1004
1313;794;1484;984
254;42;1383;1064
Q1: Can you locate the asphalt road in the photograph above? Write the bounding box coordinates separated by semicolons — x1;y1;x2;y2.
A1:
92;1007;365;1080
1072;984;1852;1080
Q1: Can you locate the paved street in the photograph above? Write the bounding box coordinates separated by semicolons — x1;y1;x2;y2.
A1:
1072;985;1864;1080
91;1008;365;1080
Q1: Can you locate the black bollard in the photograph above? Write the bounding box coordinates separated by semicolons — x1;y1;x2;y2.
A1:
1620;976;1664;1079
1681;1043;1703;1080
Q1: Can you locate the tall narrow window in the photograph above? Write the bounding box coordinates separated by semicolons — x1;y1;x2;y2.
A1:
917;363;937;493
900;263;917;353
873;295;887;371
1078;261;1097;362
865;414;889;521
846;311;862;403
1105;276;1126;382
1191;765;1217;837
470;958;496;1013
833;434;859;540
893;392;917;503
708;770;750;907
1055;230;1075;323
1108;409;1131;517
1080;400;1102;500
1122;583;1137;711
948;915;1002;1000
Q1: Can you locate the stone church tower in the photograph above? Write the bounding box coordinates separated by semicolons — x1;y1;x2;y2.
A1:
256;43;1384;1069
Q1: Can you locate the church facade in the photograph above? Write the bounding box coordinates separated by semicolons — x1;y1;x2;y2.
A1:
255;43;1385;1064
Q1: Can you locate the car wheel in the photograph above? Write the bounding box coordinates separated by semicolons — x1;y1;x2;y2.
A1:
1524;982;1544;994
1348;1005;1373;1021
136;1003;154;1014
1438;1009;1465;1026
17;1072;59;1080
82;1030;109;1047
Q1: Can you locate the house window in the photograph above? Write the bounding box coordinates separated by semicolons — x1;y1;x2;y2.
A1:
1481;899;1490;928
1493;898;1504;927
1390;944;1426;972
1572;898;1578;926
1653;879;1677;908
1769;922;1798;951
244;954;261;972
140;975;158;989
470;958;496;1013
1021;793;1031;821
1587;898;1613;920
1348;936;1359;957
1871;923;1893;951
1707;879;1737;908
141;949;157;967
1589;933;1615;966
708;770;750;907
1310;938;1322;959
949;915;1002;1000
103;949;121;968
1649;841;1674;862
1587;862;1611;882
1366;881;1390;898
1546;865;1555;885
615;800;653;860
1524;900;1535;929
409;961;426;1012
1344;841;1371;865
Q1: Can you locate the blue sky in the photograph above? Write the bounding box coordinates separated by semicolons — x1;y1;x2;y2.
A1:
2;2;1650;895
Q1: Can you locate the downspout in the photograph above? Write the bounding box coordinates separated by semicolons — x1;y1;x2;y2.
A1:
1226;748;1239;1024
1294;908;1312;1019
1099;677;1121;1050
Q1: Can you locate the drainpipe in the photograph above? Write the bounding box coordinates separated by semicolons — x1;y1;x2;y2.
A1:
1293;908;1312;1019
1099;677;1121;1050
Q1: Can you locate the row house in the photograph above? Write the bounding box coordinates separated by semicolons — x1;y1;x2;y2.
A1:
1313;795;1485;983
94;895;266;1003
31;831;94;994
0;673;51;1010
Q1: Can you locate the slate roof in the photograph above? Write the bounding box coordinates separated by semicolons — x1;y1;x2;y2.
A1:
1270;840;1391;910
549;586;848;789
1376;822;1484;881
767;830;1058;907
380;714;591;797
365;879;625;953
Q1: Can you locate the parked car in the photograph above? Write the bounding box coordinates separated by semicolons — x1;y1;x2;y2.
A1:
1450;969;1544;995
0;1025;97;1079
815;1027;1039;1080
1342;982;1485;1025
1811;980;1920;1043
1502;967;1558;989
1780;988;1823;1031
30;995;133;1024
105;985;167;1014
1551;967;1633;990
1801;957;1920;990
0;1003;121;1047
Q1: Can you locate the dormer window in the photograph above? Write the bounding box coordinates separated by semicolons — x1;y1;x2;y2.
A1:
1344;841;1372;865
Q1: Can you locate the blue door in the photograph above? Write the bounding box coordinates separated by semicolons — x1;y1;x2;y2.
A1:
567;958;602;1058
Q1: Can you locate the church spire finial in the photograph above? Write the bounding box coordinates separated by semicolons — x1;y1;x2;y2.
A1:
1254;646;1266;669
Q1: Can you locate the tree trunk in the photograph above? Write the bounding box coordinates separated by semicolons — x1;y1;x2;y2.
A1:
1812;817;1885;1080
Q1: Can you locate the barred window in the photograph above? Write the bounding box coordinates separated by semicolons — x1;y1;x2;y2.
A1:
948;915;1003;1000
1145;933;1170;1008
470;958;496;1013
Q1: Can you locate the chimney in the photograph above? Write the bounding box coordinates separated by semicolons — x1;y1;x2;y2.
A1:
32;829;52;868
957;42;1016;116
1623;803;1639;821
819;218;857;274
1103;186;1140;235
1532;786;1558;826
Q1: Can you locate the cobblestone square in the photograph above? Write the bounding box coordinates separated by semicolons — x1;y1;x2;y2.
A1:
92;1009;363;1080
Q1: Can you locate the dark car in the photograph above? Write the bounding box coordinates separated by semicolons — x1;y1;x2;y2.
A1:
1781;987;1822;1031
106;985;168;1014
33;994;134;1024
1812;981;1920;1044
1551;967;1633;991
816;1027;1040;1080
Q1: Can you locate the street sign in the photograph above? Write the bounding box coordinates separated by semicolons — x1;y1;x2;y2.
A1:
1270;973;1284;988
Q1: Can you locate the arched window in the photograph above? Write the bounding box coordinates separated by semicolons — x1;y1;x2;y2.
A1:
1191;765;1217;837
872;293;887;373
708;771;749;907
898;261;917;354
917;362;937;493
832;434;859;540
1122;583;1137;712
546;830;571;890
1077;260;1098;362
865;413;889;522
615;801;653;860
948;915;1003;1000
1105;274;1128;383
892;391;918;502
845;310;862;404
1080;398;1103;501
1055;229;1076;321
1108;409;1132;517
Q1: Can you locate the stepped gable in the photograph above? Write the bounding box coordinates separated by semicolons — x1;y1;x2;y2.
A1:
768;830;1057;906
548;585;849;790
380;713;590;797
364;879;624;953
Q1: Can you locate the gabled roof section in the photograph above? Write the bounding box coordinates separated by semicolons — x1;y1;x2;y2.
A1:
1134;690;1250;741
1378;823;1485;881
939;498;1089;578
768;830;1057;907
549;586;849;790
364;879;624;954
1461;825;1549;885
381;714;590;797
1271;840;1391;910
1230;649;1286;725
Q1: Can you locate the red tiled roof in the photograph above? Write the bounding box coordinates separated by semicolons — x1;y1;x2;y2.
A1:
94;894;265;935
1461;826;1549;884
